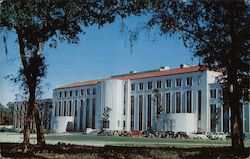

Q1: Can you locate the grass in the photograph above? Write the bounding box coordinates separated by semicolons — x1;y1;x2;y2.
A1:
44;134;250;148
2;134;247;158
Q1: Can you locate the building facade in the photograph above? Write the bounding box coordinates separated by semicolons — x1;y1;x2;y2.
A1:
14;99;52;132
50;65;250;134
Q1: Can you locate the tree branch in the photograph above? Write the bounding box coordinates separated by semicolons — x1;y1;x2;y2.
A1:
16;29;28;70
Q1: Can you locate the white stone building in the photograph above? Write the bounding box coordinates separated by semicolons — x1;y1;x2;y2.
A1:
50;65;250;134
13;99;52;132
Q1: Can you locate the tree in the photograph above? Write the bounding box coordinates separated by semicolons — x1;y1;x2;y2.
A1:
0;103;13;125
152;88;163;131
127;1;249;150
0;103;3;124
102;106;112;129
0;0;130;150
6;102;15;125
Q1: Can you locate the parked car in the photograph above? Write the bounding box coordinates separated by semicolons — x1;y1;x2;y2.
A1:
165;131;175;138
142;131;153;137
194;132;209;140
216;132;227;140
88;130;99;136
204;132;213;139
174;132;188;139
131;130;142;137
158;131;168;138
224;132;246;140
97;130;109;136
119;131;131;137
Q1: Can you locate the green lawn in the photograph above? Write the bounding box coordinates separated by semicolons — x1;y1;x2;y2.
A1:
44;134;250;148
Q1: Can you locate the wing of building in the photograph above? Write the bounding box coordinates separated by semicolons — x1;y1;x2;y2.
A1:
13;99;52;132
50;65;250;134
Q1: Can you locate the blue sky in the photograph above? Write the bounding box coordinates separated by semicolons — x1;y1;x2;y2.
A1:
0;17;198;106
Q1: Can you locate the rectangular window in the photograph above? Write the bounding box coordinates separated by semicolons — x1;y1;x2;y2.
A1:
64;91;67;98
74;100;77;130
59;92;62;98
147;82;152;90
93;88;96;95
69;101;72;116
63;101;66;116
223;105;229;132
210;89;216;98
131;84;135;91
210;104;216;132
92;99;96;129
75;90;78;97
175;92;181;113
54;102;57;116
198;90;202;120
131;96;135;130
86;99;90;128
81;89;84;96
139;83;144;90
123;121;126;129
186;91;192;113
80;100;83;130
74;100;77;116
139;95;143;131
123;85;126;116
87;88;91;95
70;91;72;97
157;81;162;88
186;77;192;86
176;78;181;87
166;93;171;113
147;94;152;129
59;102;61;116
166;80;171;88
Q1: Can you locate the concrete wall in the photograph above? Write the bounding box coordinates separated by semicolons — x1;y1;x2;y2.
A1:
50;116;74;133
158;113;196;132
98;79;124;131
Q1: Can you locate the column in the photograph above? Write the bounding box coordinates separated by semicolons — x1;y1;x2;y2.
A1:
76;100;81;131
83;101;87;129
143;94;147;131
89;98;93;129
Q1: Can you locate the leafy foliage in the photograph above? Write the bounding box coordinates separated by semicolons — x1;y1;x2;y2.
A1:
152;88;163;119
103;106;112;121
125;0;249;149
0;0;138;146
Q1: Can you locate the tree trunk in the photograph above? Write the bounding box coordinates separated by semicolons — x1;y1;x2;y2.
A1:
23;114;31;152
23;95;35;152
34;108;45;145
230;95;244;149
228;68;244;150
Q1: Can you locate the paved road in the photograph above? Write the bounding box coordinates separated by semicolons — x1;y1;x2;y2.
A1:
0;132;109;146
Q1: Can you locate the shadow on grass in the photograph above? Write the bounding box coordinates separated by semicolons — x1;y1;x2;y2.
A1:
0;142;249;159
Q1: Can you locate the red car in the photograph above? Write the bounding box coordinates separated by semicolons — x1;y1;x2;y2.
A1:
131;130;142;137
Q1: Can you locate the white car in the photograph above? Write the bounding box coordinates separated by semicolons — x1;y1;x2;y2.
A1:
88;130;99;136
215;132;227;140
194;132;209;140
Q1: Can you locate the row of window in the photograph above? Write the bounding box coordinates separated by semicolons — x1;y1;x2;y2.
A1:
16;105;27;111
54;99;96;129
130;91;193;131
131;77;193;91
57;88;96;98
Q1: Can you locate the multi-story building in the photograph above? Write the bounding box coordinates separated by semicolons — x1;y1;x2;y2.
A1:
14;99;52;132
50;65;250;134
